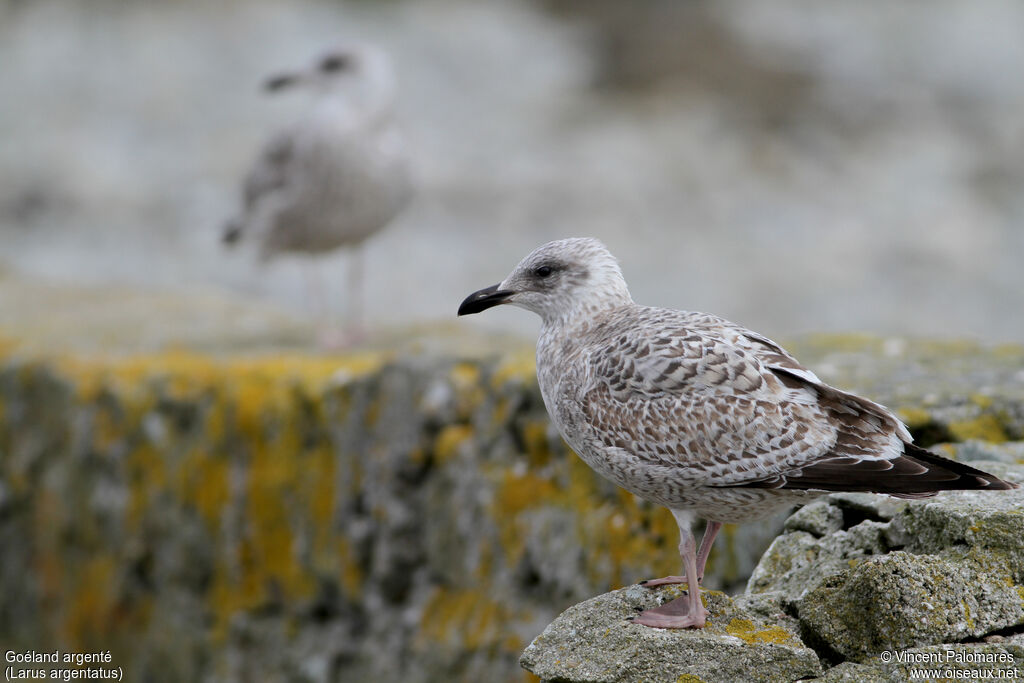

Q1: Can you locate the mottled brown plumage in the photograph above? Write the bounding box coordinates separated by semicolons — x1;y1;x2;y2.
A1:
458;237;1017;628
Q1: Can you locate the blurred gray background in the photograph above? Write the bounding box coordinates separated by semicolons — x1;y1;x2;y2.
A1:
2;0;1023;351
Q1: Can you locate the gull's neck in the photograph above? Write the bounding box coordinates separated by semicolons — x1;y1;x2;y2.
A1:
349;53;398;128
538;291;633;345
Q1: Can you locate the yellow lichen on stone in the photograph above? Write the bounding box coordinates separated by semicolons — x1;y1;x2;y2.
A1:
962;599;975;631
55;350;382;406
307;445;336;528
495;471;561;548
565;481;684;588
493;470;561;561
337;537;364;598
450;362;485;417
491;351;536;389
176;447;230;528
896;406;932;430
216;418;318;614
208;557;257;642
521;419;552;468
92;402;124;451
416;586;522;652
969;393;994;409
124;443;168;525
724;617;797;646
947;414;1008;443
63;556;118;649
675;675;707;683
231;374;286;438
434;424;473;464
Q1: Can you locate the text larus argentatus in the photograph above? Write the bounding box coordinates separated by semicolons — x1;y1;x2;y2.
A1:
458;237;1017;629
225;46;412;332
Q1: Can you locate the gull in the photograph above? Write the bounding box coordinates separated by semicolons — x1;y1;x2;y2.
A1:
224;46;412;335
458;237;1017;629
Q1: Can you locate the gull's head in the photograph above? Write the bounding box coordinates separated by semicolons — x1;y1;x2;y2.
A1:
263;46;393;96
458;238;633;324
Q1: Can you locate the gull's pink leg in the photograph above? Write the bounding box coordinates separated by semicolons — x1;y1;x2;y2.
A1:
695;521;722;583
632;520;707;628
316;250;367;349
640;519;721;587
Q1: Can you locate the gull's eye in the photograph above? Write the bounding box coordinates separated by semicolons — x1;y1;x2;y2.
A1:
534;265;553;278
320;54;351;72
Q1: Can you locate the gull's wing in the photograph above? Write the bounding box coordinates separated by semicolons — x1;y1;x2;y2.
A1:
580;308;1013;493
223;130;299;244
242;130;296;211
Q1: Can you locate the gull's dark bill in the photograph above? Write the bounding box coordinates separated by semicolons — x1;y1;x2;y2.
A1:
457;284;514;316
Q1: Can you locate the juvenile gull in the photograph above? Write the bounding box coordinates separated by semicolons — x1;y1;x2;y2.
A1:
458;237;1017;629
225;46;412;329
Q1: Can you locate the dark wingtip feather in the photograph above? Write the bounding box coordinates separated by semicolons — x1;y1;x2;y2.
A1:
726;442;1018;495
901;443;1018;491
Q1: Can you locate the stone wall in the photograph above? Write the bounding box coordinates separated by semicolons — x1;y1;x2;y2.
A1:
2;337;1023;682
0;348;767;682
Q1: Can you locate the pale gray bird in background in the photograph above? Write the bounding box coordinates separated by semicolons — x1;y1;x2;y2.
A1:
224;46;412;336
459;237;1016;629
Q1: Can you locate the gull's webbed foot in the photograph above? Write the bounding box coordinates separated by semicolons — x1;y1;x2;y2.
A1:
638;575;690;588
631;593;708;629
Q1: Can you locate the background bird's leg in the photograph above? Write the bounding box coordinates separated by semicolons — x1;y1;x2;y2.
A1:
640;518;719;588
346;246;366;336
304;257;346;349
632;523;708;628
316;248;367;349
303;258;327;317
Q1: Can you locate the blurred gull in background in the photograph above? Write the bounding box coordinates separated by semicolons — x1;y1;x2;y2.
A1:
3;1;1024;351
223;45;413;340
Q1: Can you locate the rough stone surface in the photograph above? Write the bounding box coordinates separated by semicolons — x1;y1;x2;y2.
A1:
798;548;1024;661
748;458;1024;666
3;339;1024;682
0;349;782;683
747;493;906;603
520;586;821;683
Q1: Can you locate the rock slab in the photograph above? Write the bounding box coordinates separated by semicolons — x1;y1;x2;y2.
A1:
520;586;821;683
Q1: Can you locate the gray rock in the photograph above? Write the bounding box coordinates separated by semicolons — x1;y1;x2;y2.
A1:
520;585;822;683
901;475;1024;566
782;498;844;537
749;497;900;603
798;550;1024;661
748;461;1024;663
816;661;891;682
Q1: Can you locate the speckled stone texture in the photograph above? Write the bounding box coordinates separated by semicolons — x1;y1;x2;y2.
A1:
2;336;1024;682
520;587;821;683
0;350;783;683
